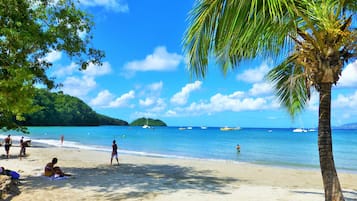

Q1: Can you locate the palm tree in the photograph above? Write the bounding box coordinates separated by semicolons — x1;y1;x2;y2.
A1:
183;1;356;201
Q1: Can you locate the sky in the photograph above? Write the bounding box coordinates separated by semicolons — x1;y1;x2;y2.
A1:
45;0;357;128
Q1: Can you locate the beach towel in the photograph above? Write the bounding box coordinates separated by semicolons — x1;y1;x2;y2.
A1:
49;174;69;181
42;174;69;181
9;171;20;179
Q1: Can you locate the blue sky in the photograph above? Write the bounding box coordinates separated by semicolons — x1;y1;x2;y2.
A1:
45;0;357;128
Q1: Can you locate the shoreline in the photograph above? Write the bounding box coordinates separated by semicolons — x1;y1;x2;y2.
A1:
1;146;357;200
8;140;357;175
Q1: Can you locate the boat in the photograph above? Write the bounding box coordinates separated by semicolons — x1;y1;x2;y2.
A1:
220;126;241;131
201;126;207;130
292;128;308;133
142;118;151;129
186;126;192;130
178;127;186;130
142;124;151;129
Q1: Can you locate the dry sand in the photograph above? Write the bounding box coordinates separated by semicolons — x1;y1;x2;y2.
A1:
1;145;357;201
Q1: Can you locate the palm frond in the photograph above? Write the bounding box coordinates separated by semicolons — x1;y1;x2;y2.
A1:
183;0;296;78
266;55;309;117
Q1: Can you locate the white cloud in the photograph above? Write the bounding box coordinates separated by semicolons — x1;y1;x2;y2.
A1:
52;62;78;77
79;0;129;12
109;90;135;108
170;81;202;105
249;82;273;96
148;81;163;91
123;46;183;74
166;90;279;117
333;91;357;108
139;97;155;107
62;76;97;98
90;90;114;107
338;61;357;87
147;98;167;113
44;50;62;63
236;62;271;83
82;61;112;77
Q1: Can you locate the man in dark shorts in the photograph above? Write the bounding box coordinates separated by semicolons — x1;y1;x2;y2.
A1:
111;140;119;165
4;135;12;158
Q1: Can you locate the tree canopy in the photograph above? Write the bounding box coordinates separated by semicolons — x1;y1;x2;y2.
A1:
0;0;104;132
18;89;128;126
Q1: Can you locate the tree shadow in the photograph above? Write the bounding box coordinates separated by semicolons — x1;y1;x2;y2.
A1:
292;189;357;201
19;162;241;200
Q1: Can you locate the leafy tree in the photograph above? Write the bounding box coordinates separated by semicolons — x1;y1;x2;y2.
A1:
20;89;128;126
0;0;104;132
183;1;356;200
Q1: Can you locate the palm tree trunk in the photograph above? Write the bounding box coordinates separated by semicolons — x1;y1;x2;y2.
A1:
318;83;344;201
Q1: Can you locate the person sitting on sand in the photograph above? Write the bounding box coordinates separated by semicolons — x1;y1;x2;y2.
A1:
44;157;71;177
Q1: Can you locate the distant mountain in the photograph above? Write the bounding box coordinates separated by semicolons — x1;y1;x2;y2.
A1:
335;122;357;129
18;89;128;126
130;117;167;127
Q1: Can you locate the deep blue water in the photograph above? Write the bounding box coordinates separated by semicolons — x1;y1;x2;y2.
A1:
2;126;357;172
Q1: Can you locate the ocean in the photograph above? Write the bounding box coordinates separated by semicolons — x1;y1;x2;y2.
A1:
1;126;357;172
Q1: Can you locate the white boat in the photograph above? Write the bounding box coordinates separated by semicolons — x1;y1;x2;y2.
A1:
220;126;241;131
201;126;207;129
186;126;192;130
292;128;308;133
142;118;151;129
178;127;186;130
142;124;151;129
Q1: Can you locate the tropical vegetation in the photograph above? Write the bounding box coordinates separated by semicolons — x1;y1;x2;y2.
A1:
18;89;128;126
0;0;104;132
130;117;167;127
183;1;356;201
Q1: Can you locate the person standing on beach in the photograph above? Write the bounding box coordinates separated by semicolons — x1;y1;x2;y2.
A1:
111;140;119;165
19;136;26;159
60;135;64;145
3;135;12;158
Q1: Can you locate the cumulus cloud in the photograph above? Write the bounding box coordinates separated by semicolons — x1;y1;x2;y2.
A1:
80;0;129;12
338;61;357;87
62;76;97;98
44;50;62;63
123;46;183;75
139;97;155;107
166;90;279;117
170;81;202;105
82;61;112;77
148;81;163;91
90;90;114;107
108;90;135;108
236;62;271;83
52;62;78;77
53;61;112;100
333;91;357;108
249;82;273;96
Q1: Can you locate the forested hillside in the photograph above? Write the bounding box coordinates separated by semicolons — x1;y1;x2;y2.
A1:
130;117;167;127
19;89;128;126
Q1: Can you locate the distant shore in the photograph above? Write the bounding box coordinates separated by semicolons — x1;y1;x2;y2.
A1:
1;145;356;201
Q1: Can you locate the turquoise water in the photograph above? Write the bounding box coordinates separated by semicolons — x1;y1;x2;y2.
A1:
2;126;357;172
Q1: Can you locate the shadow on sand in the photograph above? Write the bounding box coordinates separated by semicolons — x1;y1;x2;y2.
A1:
18;162;241;200
292;189;357;201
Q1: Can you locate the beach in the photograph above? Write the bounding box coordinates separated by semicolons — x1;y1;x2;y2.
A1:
1;145;357;201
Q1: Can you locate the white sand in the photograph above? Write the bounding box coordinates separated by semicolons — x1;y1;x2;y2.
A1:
1;145;356;201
